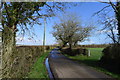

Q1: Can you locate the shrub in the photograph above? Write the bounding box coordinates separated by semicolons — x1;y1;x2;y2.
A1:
46;46;50;50
10;46;44;78
61;47;88;56
100;44;120;74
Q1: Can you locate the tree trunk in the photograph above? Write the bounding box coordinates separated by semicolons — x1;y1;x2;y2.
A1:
2;26;16;78
62;42;67;47
69;42;72;50
116;2;120;43
69;44;72;49
69;38;72;50
74;42;77;47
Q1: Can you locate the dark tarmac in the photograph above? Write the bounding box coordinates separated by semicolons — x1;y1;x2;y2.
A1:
48;48;111;79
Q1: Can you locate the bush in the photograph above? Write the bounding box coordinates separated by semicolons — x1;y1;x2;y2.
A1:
61;47;88;56
10;46;44;78
99;44;120;74
45;46;50;50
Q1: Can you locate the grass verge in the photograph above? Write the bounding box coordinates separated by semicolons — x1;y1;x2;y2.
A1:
27;50;50;78
64;48;120;79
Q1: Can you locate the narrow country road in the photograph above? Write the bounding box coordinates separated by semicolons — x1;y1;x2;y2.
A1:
48;48;111;79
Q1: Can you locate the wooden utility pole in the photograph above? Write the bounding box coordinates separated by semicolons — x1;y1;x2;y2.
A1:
43;17;46;52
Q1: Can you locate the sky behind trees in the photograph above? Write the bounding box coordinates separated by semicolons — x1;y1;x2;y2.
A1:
16;2;116;45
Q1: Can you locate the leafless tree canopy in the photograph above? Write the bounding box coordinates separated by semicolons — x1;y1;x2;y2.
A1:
95;0;120;44
52;14;93;49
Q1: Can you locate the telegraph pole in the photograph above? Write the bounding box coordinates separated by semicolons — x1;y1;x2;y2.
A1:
43;17;46;52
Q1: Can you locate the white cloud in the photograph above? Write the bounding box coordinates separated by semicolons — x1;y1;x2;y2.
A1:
35;40;41;42
79;40;95;45
88;40;95;44
16;37;24;42
27;39;32;42
16;36;42;45
16;36;32;42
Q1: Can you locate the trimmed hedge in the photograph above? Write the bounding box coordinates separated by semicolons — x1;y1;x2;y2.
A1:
61;47;88;56
99;44;120;74
9;46;55;78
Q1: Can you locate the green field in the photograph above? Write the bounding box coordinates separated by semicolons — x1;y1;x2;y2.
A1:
69;48;103;60
65;48;120;79
66;48;103;66
27;50;50;78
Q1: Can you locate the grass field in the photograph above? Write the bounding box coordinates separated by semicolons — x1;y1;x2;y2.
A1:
27;50;50;79
66;48;103;66
69;48;103;60
65;48;120;79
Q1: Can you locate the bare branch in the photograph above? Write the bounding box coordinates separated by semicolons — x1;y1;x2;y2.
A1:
93;5;111;16
96;0;111;4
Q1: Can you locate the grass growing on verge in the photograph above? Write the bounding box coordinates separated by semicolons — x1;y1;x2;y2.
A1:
27;50;50;78
65;48;120;79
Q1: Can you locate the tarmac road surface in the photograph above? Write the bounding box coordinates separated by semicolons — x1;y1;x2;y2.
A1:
48;48;112;79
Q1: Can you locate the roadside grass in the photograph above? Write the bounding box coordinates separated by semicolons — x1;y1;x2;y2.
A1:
27;50;50;79
65;48;120;79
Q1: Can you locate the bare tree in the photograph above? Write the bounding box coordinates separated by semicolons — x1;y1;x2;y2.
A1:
95;0;120;44
72;26;93;46
52;14;93;49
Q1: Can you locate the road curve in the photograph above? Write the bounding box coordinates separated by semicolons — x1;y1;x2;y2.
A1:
48;48;112;79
